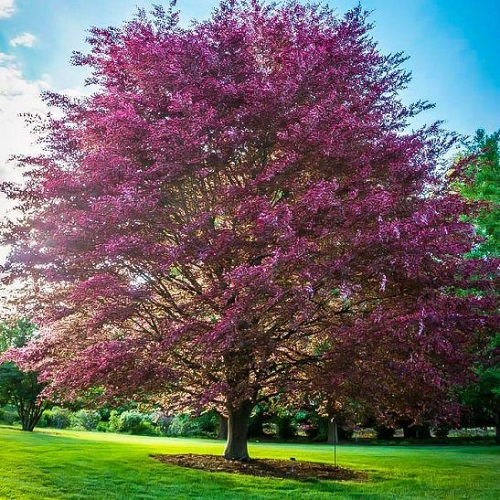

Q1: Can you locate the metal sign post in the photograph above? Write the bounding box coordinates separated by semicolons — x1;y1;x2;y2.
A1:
332;418;339;467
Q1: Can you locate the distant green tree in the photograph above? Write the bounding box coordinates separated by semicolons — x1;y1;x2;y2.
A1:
457;129;499;442
459;129;499;257
0;318;37;351
460;334;499;441
0;320;46;431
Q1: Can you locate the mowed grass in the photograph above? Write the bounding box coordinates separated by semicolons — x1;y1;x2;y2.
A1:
0;426;498;499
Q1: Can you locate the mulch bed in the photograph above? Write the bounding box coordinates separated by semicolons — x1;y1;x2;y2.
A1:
151;454;366;482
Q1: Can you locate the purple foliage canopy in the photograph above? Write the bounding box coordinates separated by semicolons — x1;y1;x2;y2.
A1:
1;1;497;437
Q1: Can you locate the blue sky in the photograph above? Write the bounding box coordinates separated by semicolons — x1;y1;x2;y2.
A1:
0;0;499;173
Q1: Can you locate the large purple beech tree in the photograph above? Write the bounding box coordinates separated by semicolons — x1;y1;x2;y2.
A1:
1;1;497;460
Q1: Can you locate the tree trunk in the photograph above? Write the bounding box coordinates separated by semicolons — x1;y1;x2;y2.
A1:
248;405;266;438
376;426;395;440
17;399;45;432
20;404;44;431
248;417;264;438
433;424;450;438
403;424;417;439
217;414;228;440
223;401;253;461
415;425;431;440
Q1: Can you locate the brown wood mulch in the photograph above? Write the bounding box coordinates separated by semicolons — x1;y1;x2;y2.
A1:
151;454;366;482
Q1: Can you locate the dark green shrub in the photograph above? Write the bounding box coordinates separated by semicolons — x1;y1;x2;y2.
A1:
98;407;111;422
434;424;451;438
43;407;71;429
0;405;19;425
375;426;396;440
165;414;193;436
276;414;297;441
108;410;121;432
70;409;101;431
248;405;270;438
108;410;156;435
196;411;218;435
96;421;109;432
294;410;321;441
154;414;172;435
164;413;217;437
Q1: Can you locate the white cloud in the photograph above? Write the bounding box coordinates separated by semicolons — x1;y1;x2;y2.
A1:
0;54;84;264
9;32;37;48
0;52;14;63
0;57;48;262
0;61;48;177
0;0;15;18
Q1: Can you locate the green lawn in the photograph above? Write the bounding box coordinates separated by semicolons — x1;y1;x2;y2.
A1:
0;426;498;499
